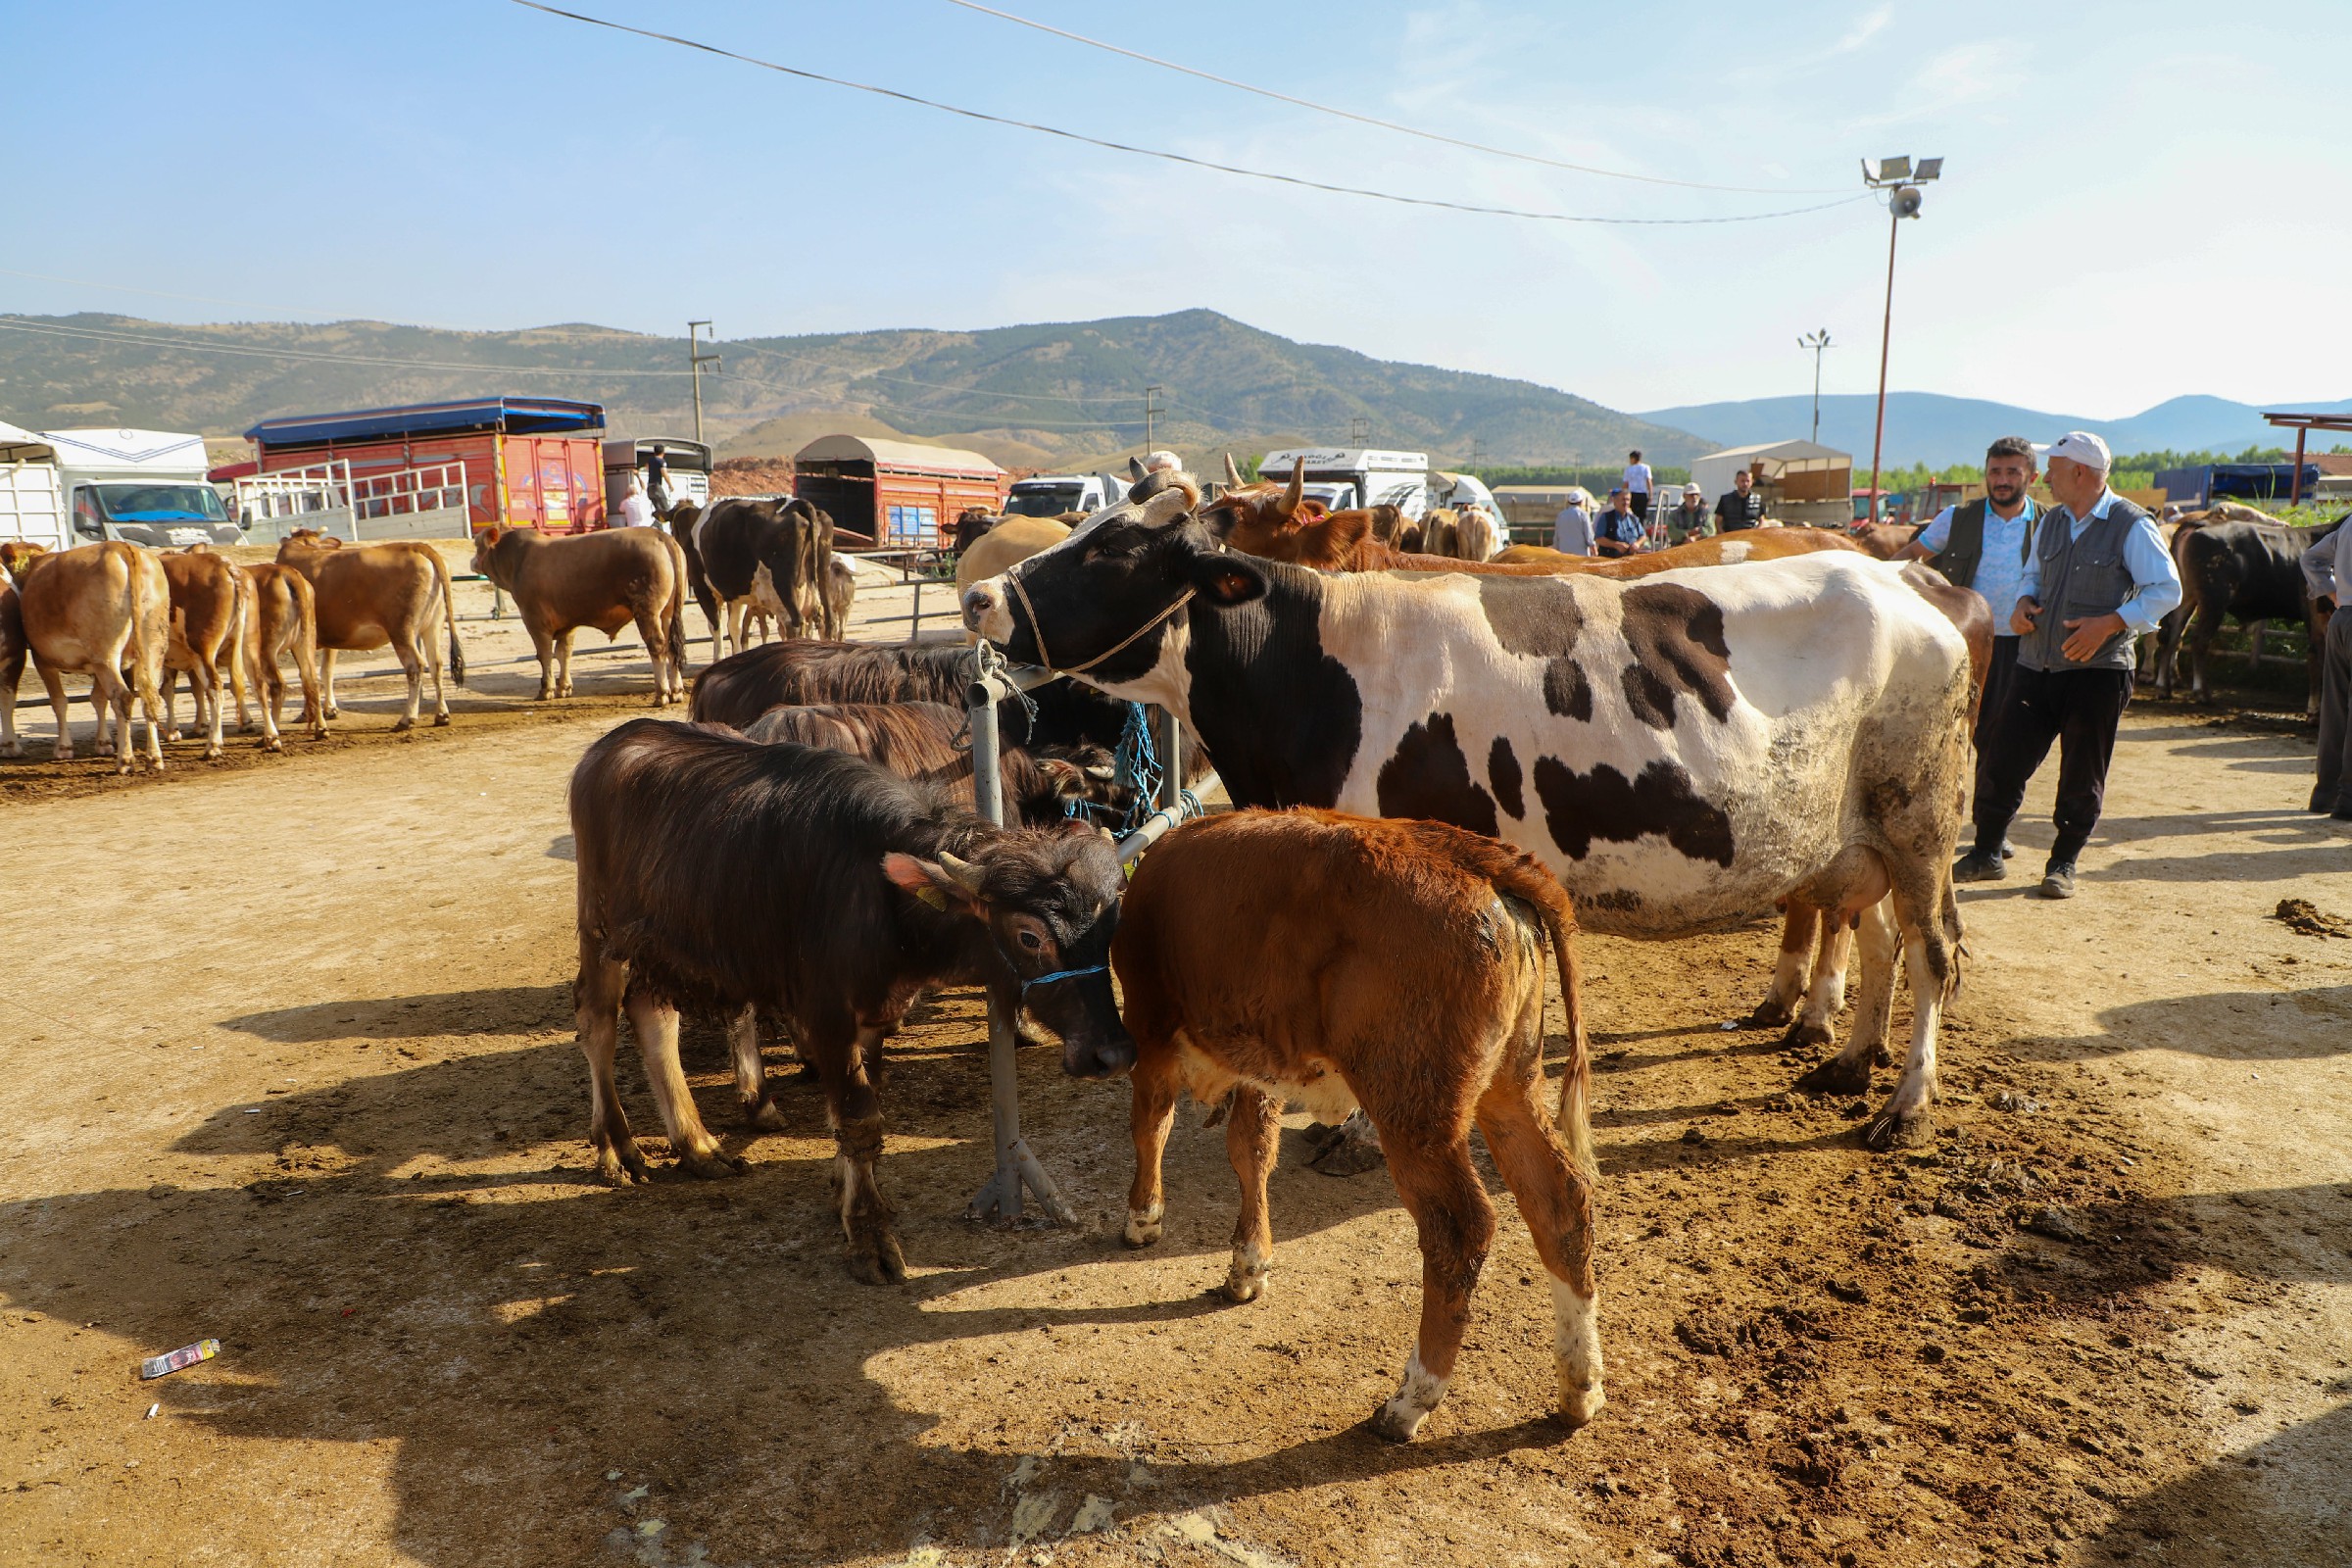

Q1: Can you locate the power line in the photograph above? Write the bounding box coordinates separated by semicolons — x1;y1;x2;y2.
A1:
725;340;1156;408
0;317;700;376
508;1;1871;226
940;0;1845;196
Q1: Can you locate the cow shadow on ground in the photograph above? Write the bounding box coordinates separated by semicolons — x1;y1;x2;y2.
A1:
2003;985;2352;1063
217;984;571;1044
5;990;1574;1566
2084;1401;2352;1565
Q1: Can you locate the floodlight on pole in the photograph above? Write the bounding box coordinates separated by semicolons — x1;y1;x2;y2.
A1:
1798;329;1835;446
1858;156;1941;521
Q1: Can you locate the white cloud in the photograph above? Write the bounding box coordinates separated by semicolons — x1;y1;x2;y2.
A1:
1833;3;1895;54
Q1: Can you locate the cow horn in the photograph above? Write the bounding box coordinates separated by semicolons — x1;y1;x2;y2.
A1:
935;851;988;894
1129;455;1149;483
1282;457;1304;516
1223;452;1243;487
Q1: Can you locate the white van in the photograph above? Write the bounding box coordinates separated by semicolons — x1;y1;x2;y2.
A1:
1004;473;1125;518
0;420;70;552
1256;448;1432;519
49;428;242;548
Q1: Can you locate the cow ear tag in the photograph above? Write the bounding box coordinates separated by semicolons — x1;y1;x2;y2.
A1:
914;886;950;910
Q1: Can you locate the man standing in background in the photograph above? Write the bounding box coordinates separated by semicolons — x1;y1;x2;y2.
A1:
1899;435;2042;853
1666;482;1713;545
645;443;672;514
1955;432;2182;899
1715;467;1765;532
1552;487;1596;555
1622;450;1653;526
2301;516;2352;819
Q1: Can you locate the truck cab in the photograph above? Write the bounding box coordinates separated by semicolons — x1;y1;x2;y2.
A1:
1004;473;1122;518
1257;447;1432;519
48;428;242;548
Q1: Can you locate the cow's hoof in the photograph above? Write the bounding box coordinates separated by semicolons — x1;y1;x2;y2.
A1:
392;717;416;733
676;1147;749;1180
0;743;21;759
201;746;222;761
1743;997;1796;1028
1793;1054;1873;1097
1557;1374;1606;1432
1222;1263;1269;1303
1861;1104;1932;1152
260;737;284;755
847;1229;907;1286
163;727;184;743
1779;1019;1835;1053
1123;1205;1164;1248
1307;1118;1386;1176
743;1098;787;1133
593;1144;653;1186
322;705;340;719
1874;1044;1894;1067
1371;1399;1429;1444
433;712;453;727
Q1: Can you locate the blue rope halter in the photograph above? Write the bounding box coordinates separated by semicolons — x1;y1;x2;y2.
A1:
1021;963;1107;995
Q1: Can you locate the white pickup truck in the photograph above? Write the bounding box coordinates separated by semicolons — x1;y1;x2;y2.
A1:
1003;473;1125;518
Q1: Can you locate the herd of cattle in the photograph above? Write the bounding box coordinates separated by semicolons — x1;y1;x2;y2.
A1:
1;462;2342;1444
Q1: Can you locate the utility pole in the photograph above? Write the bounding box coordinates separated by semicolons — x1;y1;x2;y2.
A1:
1798;329;1834;445
1143;384;1164;453
688;320;721;446
1466;435;1485;470
1858;157;1939;520
1349;416;1370;446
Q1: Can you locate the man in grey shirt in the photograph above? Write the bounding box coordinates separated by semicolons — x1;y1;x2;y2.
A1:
1552;489;1596;555
2302;515;2352;819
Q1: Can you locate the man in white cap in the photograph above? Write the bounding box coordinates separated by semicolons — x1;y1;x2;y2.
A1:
2301;515;2352;819
1666;481;1713;545
1552;487;1596;555
1954;431;2181;898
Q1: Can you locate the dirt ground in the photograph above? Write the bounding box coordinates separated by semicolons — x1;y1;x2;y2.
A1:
2;610;2348;1567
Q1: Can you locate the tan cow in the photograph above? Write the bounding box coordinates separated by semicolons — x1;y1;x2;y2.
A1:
274;529;465;729
0;569;24;759
0;540;169;771
468;524;687;704
156;546;249;760
956;518;1071;598
235;562;326;747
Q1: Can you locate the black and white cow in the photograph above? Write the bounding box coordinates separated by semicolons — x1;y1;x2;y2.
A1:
687;497;837;658
962;481;1977;1148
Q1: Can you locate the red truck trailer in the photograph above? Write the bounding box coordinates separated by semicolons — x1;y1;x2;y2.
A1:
245;397;609;534
791;434;1006;547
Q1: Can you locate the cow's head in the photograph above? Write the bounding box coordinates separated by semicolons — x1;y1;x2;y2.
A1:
468;525;510;580
276;528;341;561
959;475;1267;706
881;824;1135;1078
0;541;50;584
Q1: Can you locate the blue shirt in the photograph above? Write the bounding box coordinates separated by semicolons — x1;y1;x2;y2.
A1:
2016;488;2183;634
2301;519;2352;602
1598;508;1645;547
1916;498;2038;638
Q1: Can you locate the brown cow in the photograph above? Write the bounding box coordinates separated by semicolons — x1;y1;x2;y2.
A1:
1113;808;1601;1442
0;540;169;770
274;529;465;729
235;562;327;747
156;546;249;760
1850;522;1925;561
0;569;24;759
469;524;688;705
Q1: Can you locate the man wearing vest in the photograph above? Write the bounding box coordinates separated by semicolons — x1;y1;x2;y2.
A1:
1900;436;2041;850
1954;431;2182;899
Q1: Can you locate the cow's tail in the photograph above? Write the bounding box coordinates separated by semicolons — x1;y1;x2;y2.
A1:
430;547;467;686
1480;849;1593;1178
664;535;689;672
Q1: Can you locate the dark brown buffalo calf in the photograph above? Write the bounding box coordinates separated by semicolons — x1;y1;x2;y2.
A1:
740;700;1120;828
1111;808;1601;1442
568;719;1132;1282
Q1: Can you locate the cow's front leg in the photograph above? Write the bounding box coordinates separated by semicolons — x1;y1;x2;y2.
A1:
554;629;577;699
1123;1049;1182;1247
1221;1085;1284;1301
817;1020;903;1284
1372;1134;1494;1443
575;951;650;1185
626;991;746;1180
1795;900;1895;1098
729;1004;786;1130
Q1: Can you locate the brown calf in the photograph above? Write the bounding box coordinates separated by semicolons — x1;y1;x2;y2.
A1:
0;541;169;771
156;547;249;760
275;529;465;729
0;571;24;759
236;563;327;747
1112;808;1601;1442
469;524;688;704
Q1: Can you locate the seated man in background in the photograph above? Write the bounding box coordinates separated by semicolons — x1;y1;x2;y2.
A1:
1594;488;1646;557
1666;482;1714;545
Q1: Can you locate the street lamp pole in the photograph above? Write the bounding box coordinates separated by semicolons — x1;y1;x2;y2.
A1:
1858;156;1939;520
1798;329;1833;445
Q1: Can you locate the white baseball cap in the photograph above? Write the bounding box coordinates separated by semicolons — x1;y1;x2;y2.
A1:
1683;481;1703;496
2045;430;2112;472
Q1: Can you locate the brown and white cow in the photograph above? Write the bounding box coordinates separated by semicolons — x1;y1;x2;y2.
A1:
469;524;689;705
1115;808;1600;1441
235;562;327;747
155;546;249;760
274;529;465;729
0;540;169;770
964;480;1976;1148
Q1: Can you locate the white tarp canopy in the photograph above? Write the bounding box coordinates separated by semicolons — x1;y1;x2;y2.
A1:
1690;438;1850;500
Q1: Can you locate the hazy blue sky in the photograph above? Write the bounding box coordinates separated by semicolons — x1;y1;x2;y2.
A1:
5;0;2344;416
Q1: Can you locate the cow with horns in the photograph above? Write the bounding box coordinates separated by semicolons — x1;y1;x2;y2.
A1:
963;473;1977;1149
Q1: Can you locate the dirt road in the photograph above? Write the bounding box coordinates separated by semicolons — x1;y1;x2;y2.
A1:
1;668;2347;1566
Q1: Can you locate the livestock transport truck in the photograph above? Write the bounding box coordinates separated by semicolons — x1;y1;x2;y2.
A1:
45;427;243;548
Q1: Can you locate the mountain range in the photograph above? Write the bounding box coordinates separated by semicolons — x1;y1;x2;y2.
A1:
0;310;1704;471
1637;392;2352;469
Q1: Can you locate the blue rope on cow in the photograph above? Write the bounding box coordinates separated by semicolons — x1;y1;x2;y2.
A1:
1062;702;1202;834
1021;963;1108;995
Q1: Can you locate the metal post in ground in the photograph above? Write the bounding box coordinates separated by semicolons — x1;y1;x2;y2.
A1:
963;644;1076;1226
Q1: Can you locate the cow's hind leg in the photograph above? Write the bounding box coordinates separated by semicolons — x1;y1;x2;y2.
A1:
1788;913;1855;1051
527;624;557;701
1860;869;1956;1151
423;621;451;726
630;603;669;706
1794;899;1897;1097
37;665;74;761
1745;905;1818;1028
319;648;341;720
574;950;650;1185
811;1013;904;1284
1221;1085;1285;1302
1477;1030;1604;1432
729;1004;786;1130
624;991;746;1180
554;629;577;699
1369;1125;1495;1443
1123;1046;1183;1247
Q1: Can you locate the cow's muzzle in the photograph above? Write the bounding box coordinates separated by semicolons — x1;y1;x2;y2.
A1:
962;575;1014;642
